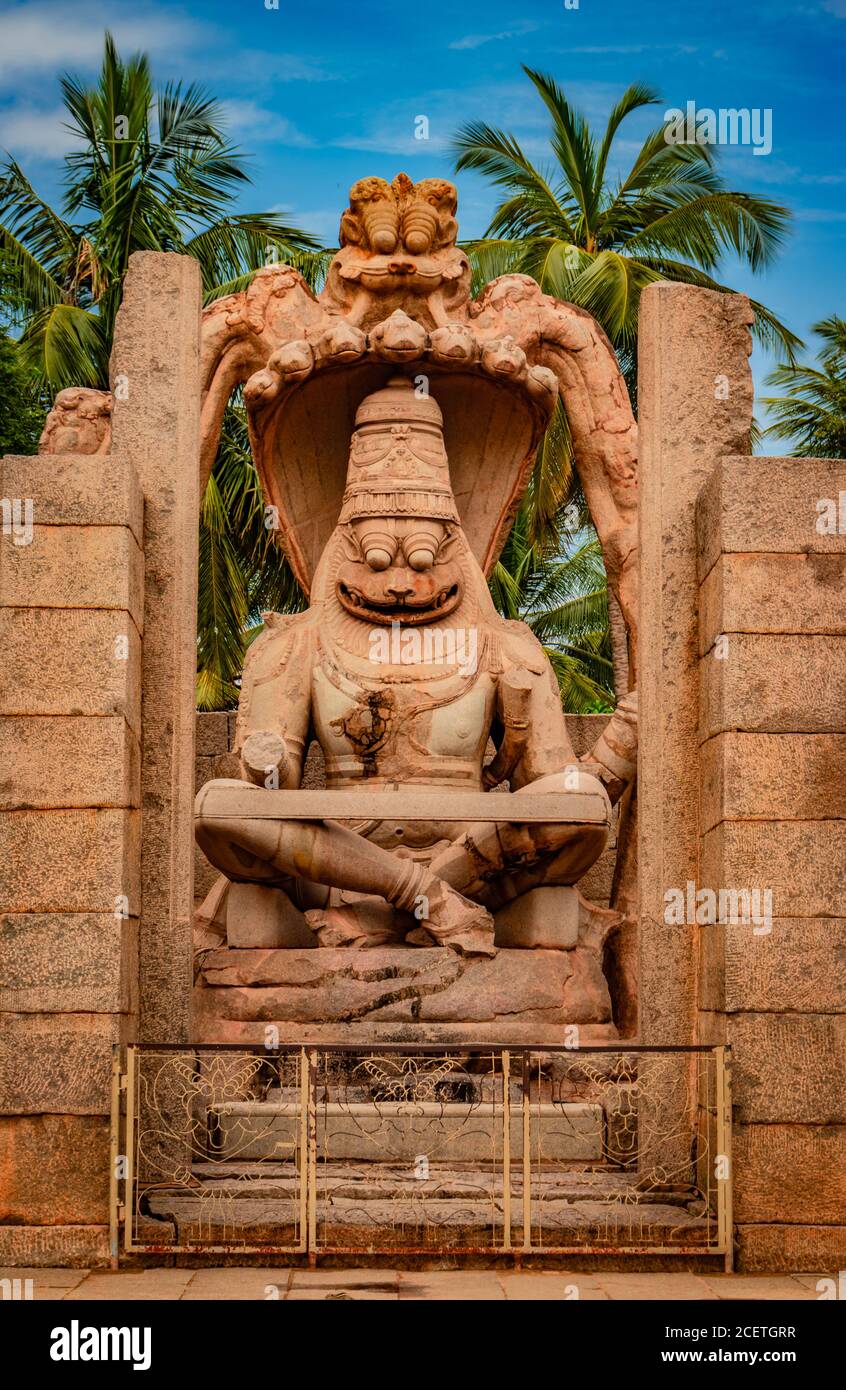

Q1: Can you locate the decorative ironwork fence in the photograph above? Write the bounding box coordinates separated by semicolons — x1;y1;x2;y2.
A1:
111;1044;732;1265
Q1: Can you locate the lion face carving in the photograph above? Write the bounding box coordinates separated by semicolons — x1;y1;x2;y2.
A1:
339;173;458;256
329;174;469;328
335;518;464;626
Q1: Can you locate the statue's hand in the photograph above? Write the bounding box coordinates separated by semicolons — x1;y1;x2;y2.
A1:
241;730;290;788
580;690;638;805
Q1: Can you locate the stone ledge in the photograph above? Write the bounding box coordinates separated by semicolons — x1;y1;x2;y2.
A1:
192;1014;619;1046
195;945;614;1031
0;452;142;545
697;456;846;584
195;781;611;826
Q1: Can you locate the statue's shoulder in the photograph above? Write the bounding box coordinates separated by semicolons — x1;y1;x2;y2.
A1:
243;609;317;674
494;616;550;677
261;609;314;633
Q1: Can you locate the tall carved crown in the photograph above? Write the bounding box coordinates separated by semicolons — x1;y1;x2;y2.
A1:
338;377;459;525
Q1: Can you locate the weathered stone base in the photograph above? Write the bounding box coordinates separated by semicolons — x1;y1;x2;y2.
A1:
0;1224;110;1268
192;945;617;1045
736;1224;846;1274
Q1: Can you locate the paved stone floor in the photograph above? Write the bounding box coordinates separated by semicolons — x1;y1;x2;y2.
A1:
0;1267;827;1301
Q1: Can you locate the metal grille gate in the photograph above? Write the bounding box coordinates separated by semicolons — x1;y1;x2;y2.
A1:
110;1044;732;1266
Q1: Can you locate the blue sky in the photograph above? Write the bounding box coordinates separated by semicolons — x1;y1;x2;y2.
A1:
0;0;843;407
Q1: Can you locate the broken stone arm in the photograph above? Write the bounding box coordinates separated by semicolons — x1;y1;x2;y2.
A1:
232;621;315;789
579;690;638;805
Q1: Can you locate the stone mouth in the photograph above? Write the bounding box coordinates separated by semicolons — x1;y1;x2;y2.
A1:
339;255;454;288
336;580;461;626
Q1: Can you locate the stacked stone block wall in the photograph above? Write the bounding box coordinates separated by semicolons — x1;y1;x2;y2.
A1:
0;251;201;1267
0;451;143;1267
696;456;846;1272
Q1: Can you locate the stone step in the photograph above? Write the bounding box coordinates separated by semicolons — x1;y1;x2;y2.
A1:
208;1099;605;1162
179;1163;700;1206
144;1188;712;1248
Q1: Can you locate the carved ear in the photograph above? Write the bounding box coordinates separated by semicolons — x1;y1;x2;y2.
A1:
341;177;394;246
336;524;364;562
339;210;362;246
436;215;458;249
417;178;457;211
436;526;463;562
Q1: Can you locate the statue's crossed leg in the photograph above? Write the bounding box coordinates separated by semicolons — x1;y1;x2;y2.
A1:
196;770;610;958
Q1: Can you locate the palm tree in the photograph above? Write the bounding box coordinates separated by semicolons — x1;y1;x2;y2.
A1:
489;494;614;713
197;399;307;709
0;332;44;455
453;68;799;693
452;68;799;384
761;316;846;458
0;33;325;706
0;32;324;386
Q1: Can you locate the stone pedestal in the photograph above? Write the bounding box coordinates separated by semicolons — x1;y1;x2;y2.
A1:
192;945;617;1045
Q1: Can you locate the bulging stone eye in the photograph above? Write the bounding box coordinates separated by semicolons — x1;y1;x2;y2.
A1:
365;546;393;571
407;547;435;571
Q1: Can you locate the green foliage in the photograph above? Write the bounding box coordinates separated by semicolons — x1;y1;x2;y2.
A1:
452;67;800;388
0;33;326;390
456;67;799;704
0;333;45;455
197;400;306;710
0;32;327;707
489;496;614;713
761;317;846;458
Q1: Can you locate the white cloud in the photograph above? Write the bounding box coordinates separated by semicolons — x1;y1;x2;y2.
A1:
283;207;339;239
449;21;539;51
220;101;312;148
0;91;314;168
545;43;697;56
331;78;622;161
224;50;337;84
0;1;202;81
334;129;441;158
0;104;78;158
557;45;650;54
717;148;846;191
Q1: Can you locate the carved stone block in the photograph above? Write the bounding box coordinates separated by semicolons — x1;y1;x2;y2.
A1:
226;882;315;949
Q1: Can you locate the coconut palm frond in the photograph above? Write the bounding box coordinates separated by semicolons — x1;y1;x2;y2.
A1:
761;317;846;458
0;33;327;708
